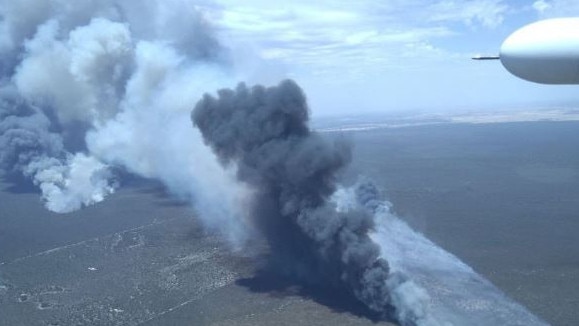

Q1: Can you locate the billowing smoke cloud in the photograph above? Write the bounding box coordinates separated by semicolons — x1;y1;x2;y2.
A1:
0;86;115;213
193;80;434;323
0;0;250;222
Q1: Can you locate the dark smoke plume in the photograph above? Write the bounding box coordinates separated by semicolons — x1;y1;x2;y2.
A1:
193;79;392;316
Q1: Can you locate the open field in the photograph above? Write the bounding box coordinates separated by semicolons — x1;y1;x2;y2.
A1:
1;119;578;325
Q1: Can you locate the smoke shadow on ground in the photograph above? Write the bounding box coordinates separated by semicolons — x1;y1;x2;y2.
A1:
236;270;397;324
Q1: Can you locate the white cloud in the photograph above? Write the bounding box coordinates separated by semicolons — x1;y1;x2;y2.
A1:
426;0;508;28
532;0;551;14
208;1;491;81
532;0;579;17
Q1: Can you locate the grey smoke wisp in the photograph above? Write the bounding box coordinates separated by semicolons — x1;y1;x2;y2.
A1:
193;80;394;317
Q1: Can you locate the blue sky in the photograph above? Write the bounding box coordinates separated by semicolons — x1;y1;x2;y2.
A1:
204;0;579;116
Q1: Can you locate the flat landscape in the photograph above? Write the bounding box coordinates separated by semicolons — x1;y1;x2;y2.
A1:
345;120;579;326
0;177;390;326
1;118;578;325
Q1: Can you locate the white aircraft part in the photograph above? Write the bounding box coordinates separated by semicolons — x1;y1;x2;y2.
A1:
500;18;579;84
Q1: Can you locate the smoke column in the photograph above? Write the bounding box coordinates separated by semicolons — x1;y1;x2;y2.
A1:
193;80;437;324
193;80;548;326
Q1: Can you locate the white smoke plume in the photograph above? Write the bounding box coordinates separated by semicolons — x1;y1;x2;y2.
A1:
0;86;116;213
333;184;546;326
331;185;437;326
0;0;250;232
